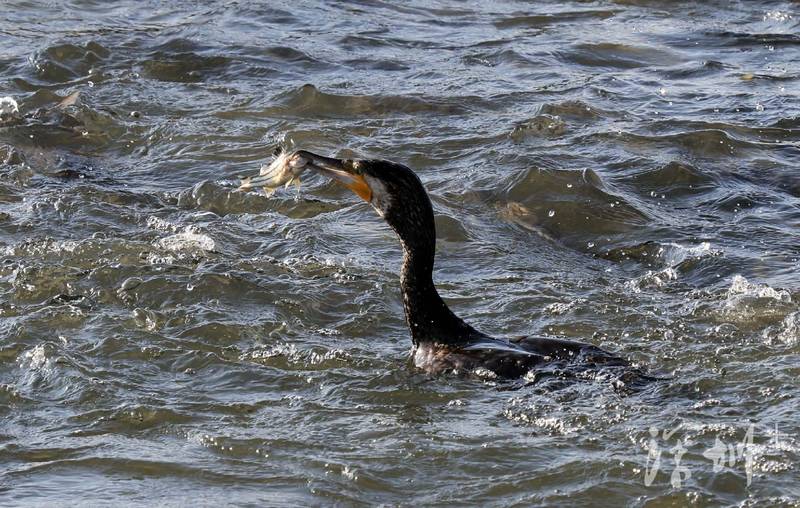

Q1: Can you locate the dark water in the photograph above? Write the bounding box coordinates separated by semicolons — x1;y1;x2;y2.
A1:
1;0;799;505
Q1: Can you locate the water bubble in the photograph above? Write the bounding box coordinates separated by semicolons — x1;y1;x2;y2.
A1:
755;103;764;112
764;10;792;22
548;210;555;217
658;87;667;96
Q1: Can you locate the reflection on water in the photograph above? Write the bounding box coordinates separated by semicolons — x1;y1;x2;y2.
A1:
1;0;798;505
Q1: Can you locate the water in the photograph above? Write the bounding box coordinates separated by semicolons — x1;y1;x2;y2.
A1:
1;1;799;505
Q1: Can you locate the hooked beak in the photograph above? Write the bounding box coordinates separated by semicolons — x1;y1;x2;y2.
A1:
295;150;372;203
239;149;372;202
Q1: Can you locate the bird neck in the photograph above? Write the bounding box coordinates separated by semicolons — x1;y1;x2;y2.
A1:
397;234;481;347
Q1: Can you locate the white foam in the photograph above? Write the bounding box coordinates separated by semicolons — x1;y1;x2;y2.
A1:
0;96;19;119
764;10;792;22
625;267;678;293
502;407;580;435
146;216;178;232
341;465;358;481
245;343;350;366
9;238;80;257
661;241;715;266
727;275;791;303
472;366;498;380
776;313;800;345
155;228;215;253
624;242;717;293
545;300;577;315
20;344;49;371
764;312;800;346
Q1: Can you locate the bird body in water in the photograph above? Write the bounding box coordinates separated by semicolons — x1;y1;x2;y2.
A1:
240;150;629;379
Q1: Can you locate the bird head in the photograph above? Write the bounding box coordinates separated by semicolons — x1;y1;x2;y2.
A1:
241;150;436;250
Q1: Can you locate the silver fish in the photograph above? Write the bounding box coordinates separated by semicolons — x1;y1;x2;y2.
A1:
238;150;308;196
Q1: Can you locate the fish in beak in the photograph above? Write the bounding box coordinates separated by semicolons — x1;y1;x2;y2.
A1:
238;150;308;196
238;149;372;202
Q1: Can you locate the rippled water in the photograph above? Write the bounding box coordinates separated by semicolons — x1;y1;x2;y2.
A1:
1;1;799;505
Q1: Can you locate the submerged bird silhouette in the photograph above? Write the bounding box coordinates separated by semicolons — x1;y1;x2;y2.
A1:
240;150;630;379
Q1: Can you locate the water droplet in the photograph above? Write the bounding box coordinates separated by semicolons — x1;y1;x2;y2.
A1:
87;81;94;88
548;210;555;217
755;103;765;112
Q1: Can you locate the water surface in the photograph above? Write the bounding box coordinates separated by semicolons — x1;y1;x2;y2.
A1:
1;1;799;505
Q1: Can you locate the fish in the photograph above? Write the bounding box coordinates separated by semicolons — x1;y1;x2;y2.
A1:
238;150;308;196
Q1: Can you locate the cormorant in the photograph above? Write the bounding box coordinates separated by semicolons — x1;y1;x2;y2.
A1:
241;150;629;379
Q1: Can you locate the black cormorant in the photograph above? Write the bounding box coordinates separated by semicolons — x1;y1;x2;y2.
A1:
241;150;629;379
